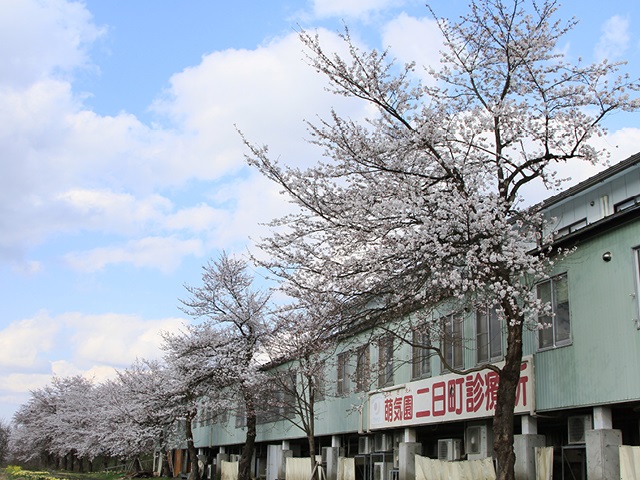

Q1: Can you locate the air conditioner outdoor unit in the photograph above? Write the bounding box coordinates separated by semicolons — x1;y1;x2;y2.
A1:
568;415;592;444
359;436;373;454
373;462;387;480
437;439;462;461
375;433;393;452
465;424;492;460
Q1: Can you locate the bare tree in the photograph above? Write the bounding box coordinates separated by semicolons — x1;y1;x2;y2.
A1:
244;1;640;478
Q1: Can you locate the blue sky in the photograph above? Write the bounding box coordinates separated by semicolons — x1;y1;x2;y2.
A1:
1;0;639;421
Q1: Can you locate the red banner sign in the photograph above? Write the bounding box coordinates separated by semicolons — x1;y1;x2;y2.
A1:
369;356;534;429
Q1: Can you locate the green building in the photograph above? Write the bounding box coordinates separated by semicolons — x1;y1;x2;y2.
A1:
176;153;640;480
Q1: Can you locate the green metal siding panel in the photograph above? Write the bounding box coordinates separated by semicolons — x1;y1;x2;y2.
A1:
192;217;640;448
533;219;640;411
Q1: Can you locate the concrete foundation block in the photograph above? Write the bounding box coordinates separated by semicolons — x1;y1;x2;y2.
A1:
399;442;422;480
514;434;546;480
586;429;622;480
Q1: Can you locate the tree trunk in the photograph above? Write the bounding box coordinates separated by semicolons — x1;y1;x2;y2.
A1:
307;383;317;480
493;310;524;480
239;396;257;480
308;435;317;480
239;415;257;480
186;414;201;480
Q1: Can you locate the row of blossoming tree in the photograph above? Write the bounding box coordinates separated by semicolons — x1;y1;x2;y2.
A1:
8;1;640;480
10;253;339;480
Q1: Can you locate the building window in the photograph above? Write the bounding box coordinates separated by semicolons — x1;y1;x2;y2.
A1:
336;352;350;395
476;306;503;363
634;248;640;323
537;273;571;349
442;314;463;370
313;368;325;402
378;335;394;388
554;218;587;239
235;403;246;428
412;327;431;379
282;372;297;418
355;345;370;392
614;194;640;212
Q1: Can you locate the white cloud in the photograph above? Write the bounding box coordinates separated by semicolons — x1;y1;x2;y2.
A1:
0;310;186;419
518;126;640;205
203;173;299;253
163;204;225;233
0;373;54;394
11;260;43;276
62;312;185;367
382;13;442;80
595;15;630;61
57;189;173;235
312;0;406;19
0;312;58;370
0;21;372;269
64;236;204;273
0;0;104;88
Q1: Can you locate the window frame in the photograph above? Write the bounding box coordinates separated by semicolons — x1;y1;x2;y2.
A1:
282;372;297;418
412;326;431;379
554;218;587;239
537;273;572;350
441;313;464;371
336;352;350;396
313;367;325;402
475;306;503;364
355;345;370;392
614;194;640;212
634;248;640;325
377;335;395;388
235;403;246;428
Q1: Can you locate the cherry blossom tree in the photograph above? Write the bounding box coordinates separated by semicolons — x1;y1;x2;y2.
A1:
0;419;9;467
113;361;184;472
10;393;53;467
180;252;275;480
117;356;223;480
244;1;640;478
160;323;254;480
261;307;339;479
10;376;99;470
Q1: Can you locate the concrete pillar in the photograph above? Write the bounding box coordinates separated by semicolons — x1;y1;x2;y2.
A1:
215;453;229;480
593;406;613;430
521;415;538;435
281;449;293;480
403;428;417;443
398;442;422;480
586;429;622;480
513;434;545;480
325;447;341;480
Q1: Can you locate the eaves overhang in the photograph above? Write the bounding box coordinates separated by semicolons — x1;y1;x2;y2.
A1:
539;202;640;253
